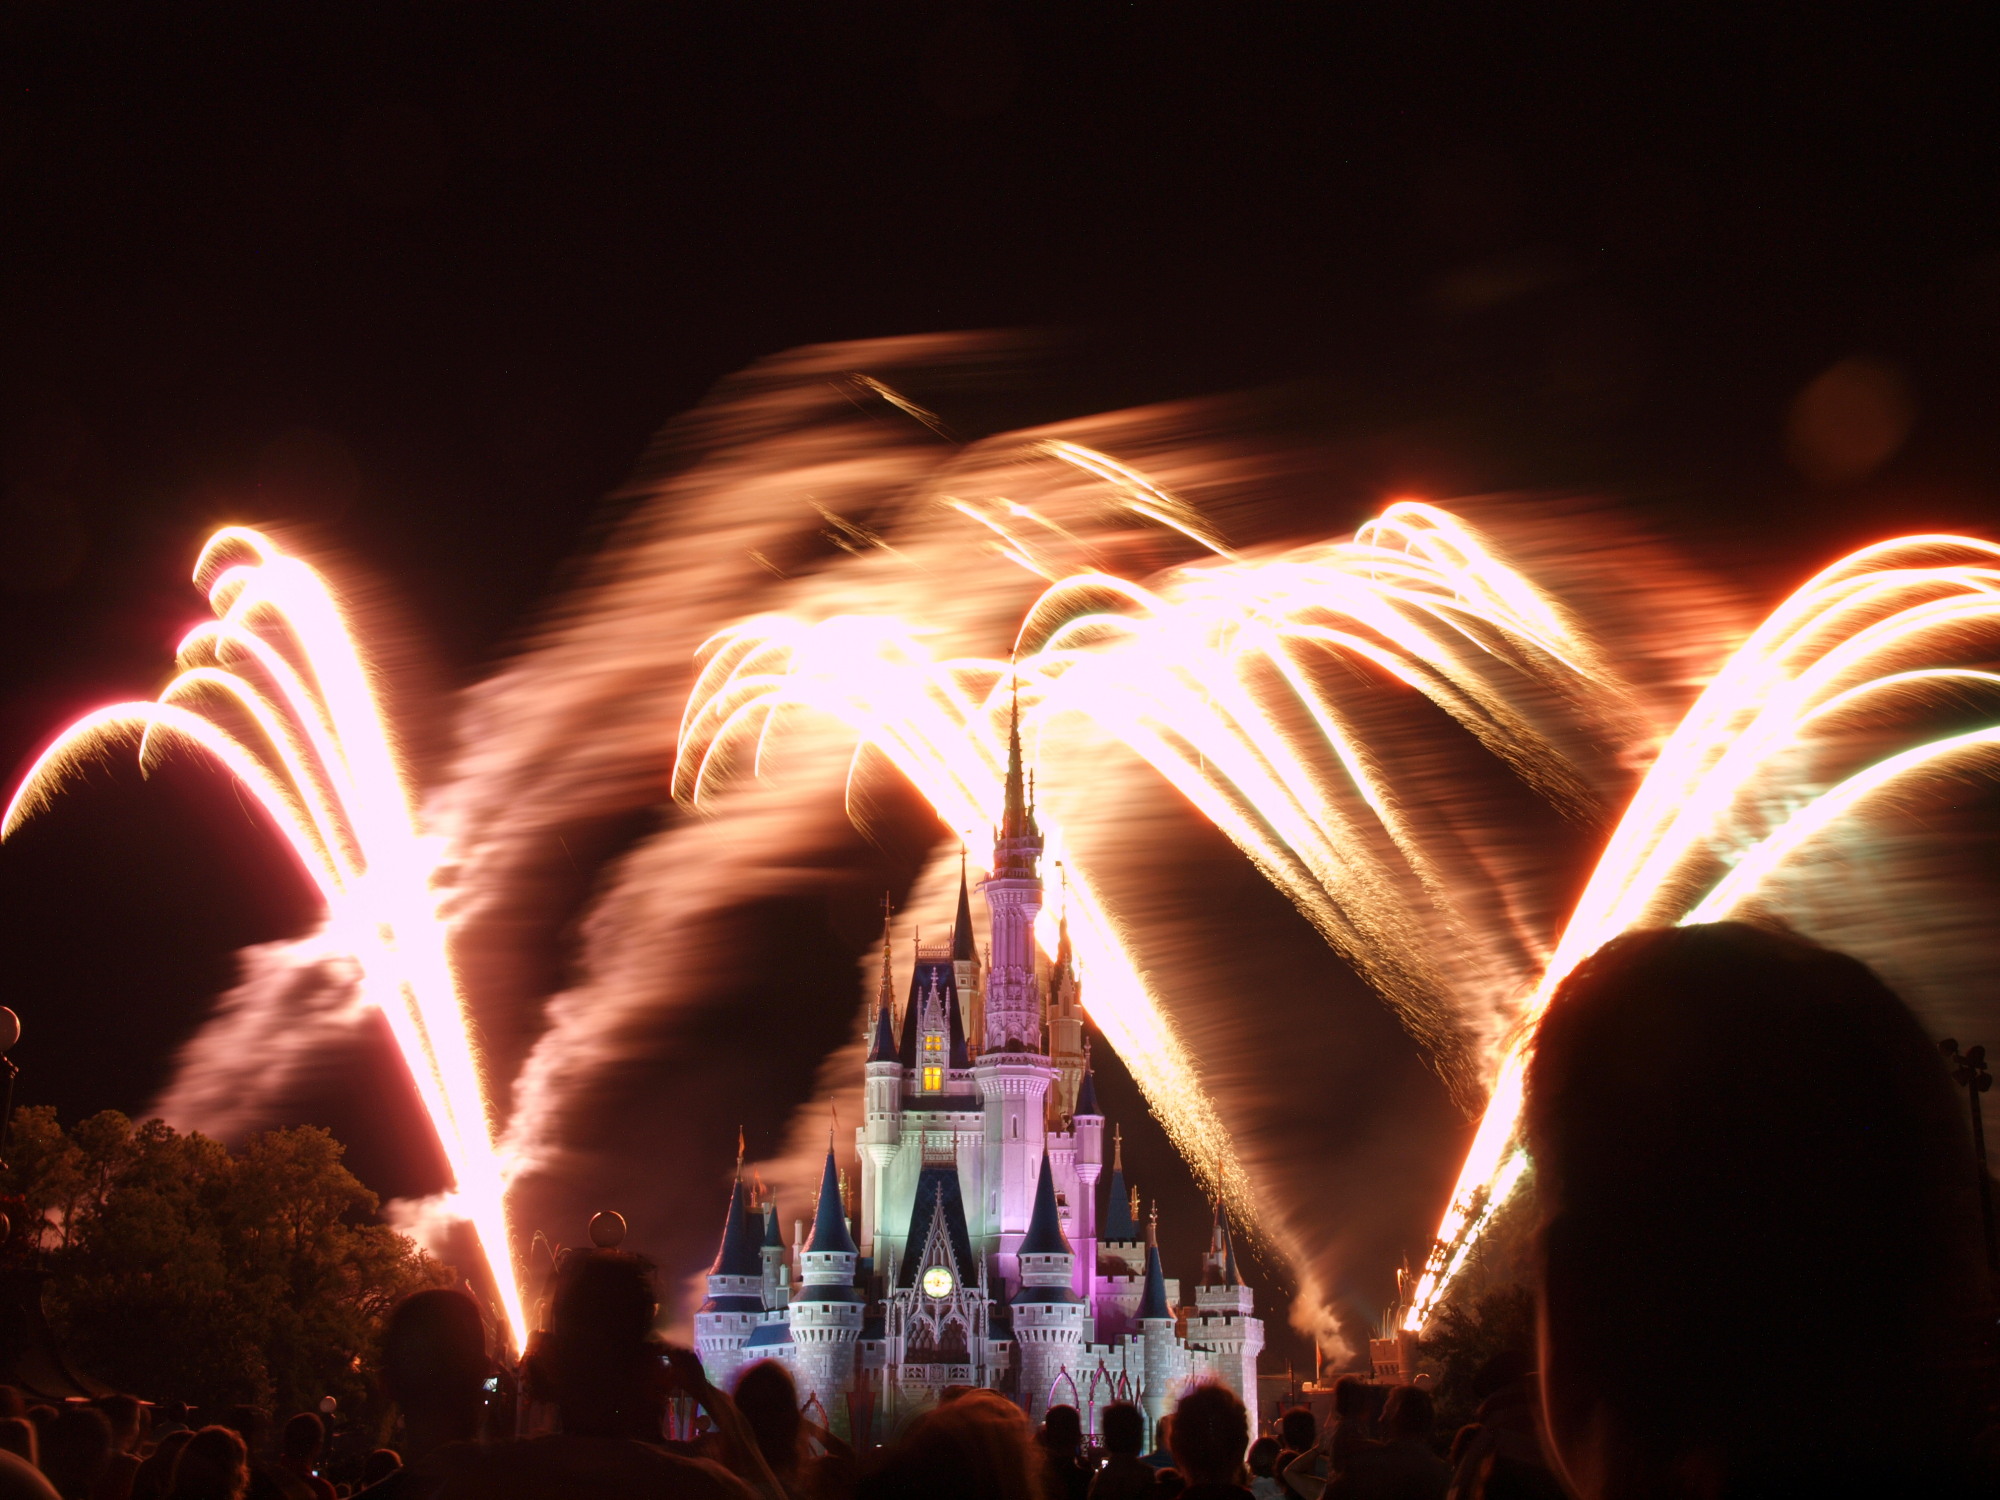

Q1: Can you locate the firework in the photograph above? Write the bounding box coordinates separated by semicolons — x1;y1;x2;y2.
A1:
1402;533;2000;1329
2;529;528;1351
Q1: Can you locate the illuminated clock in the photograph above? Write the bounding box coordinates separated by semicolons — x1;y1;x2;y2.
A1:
921;1265;955;1299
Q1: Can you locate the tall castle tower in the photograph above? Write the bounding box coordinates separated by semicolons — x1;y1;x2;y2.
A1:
790;1145;864;1423
1011;1154;1088;1420
972;688;1058;1283
692;1173;767;1393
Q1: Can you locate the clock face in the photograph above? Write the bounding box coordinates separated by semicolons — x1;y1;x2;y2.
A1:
922;1265;955;1299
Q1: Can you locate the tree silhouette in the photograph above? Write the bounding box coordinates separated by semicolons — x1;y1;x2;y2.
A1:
2;1107;451;1414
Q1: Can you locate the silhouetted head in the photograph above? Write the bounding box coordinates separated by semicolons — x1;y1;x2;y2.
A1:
864;1389;1039;1500
1040;1403;1082;1454
166;1426;248;1500
130;1430;191;1500
1248;1436;1282;1476
1153;1414;1173;1453
381;1286;492;1417
96;1396;142;1452
1100;1401;1143;1457
1525;922;1985;1497
1331;1375;1370;1419
0;1421;33;1469
732;1359;803;1478
0;1451;56;1500
362;1449;402;1486
1278;1406;1315;1451
279;1413;323;1465
530;1250;664;1439
41;1407;112;1500
1380;1386;1433;1442
1169;1383;1249;1486
218;1408;268;1454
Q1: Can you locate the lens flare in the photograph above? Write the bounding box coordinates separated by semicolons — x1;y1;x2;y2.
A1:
2;528;528;1352
1401;533;2000;1330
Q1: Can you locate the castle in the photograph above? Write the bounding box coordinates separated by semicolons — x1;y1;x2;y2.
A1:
695;704;1262;1435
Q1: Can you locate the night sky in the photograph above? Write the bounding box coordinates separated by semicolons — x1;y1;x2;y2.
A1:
4;7;2000;1363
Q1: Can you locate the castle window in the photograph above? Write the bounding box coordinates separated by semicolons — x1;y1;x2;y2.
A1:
922;1065;942;1092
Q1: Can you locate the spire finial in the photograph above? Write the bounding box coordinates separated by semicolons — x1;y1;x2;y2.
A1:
1113;1121;1123;1172
735;1125;745;1176
1000;672;1029;842
1146;1201;1158;1249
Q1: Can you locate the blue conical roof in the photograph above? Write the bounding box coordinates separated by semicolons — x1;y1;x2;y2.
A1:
1019;1154;1070;1256
762;1200;783;1250
867;996;898;1063
712;1177;763;1277
1102;1159;1140;1241
952;856;977;962
807;1146;856;1255
1136;1221;1172;1321
1074;1056;1100;1117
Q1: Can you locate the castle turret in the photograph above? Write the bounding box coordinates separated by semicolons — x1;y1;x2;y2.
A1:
1190;1201;1263;1421
693;1173;768;1392
1012;1154;1087;1420
1136;1208;1180;1436
791;1144;865;1427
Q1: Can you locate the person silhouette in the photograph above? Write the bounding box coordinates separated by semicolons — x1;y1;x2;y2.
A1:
1525;922;1988;1498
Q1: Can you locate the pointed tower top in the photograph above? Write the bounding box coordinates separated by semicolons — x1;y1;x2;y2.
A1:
1001;677;1028;839
1102;1127;1140;1241
1136;1203;1172;1321
807;1144;857;1255
952;849;977;963
1019;1153;1071;1255
712;1176;764;1277
868;897;899;1064
1074;1042;1101;1117
995;675;1041;863
762;1199;784;1250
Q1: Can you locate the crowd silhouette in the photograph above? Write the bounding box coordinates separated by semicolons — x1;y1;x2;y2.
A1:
0;923;1996;1497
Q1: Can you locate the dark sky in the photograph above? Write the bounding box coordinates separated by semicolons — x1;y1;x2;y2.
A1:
3;4;1999;1356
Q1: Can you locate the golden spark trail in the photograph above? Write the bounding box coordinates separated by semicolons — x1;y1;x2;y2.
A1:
2;530;529;1351
1402;533;2000;1330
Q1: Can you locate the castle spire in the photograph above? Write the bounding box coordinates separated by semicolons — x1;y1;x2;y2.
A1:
1002;673;1029;840
953;846;976;963
1136;1201;1171;1320
1101;1123;1141;1241
711;1174;764;1276
1019;1152;1071;1255
1074;1041;1100;1117
868;894;898;1063
807;1142;857;1255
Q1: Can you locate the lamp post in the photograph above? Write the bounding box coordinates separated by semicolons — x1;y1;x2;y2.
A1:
1940;1038;1998;1286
